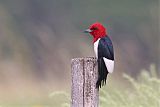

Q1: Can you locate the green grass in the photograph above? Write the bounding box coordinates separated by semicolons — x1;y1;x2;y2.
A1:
100;64;160;107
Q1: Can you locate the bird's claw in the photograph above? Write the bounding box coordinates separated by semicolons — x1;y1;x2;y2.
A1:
93;59;98;68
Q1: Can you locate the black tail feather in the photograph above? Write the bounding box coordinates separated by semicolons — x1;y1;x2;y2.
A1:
96;58;109;89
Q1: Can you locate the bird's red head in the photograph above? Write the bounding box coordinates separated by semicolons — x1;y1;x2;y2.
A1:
84;22;107;42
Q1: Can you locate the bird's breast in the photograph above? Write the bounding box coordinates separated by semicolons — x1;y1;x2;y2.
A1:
94;38;100;58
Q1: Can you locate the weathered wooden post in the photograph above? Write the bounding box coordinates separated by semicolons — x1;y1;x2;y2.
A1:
71;57;99;107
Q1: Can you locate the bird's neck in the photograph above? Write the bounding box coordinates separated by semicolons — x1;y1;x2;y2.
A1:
93;37;100;43
93;35;107;43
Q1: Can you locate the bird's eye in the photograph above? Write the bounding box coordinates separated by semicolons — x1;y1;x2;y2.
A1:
91;27;98;30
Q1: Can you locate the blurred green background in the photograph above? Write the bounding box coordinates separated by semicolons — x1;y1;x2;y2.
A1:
0;0;159;106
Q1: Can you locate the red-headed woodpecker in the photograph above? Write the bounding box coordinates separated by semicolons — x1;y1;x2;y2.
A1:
84;22;114;88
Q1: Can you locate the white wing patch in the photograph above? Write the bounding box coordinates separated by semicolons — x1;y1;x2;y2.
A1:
94;38;100;58
103;57;114;73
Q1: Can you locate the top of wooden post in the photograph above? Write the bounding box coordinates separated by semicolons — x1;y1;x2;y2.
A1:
71;57;96;63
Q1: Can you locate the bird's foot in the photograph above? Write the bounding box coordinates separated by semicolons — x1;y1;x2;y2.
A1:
93;59;98;68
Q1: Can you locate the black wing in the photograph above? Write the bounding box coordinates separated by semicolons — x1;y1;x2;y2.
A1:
96;36;114;89
98;36;114;60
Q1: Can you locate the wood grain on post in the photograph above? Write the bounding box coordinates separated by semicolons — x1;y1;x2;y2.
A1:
71;57;99;107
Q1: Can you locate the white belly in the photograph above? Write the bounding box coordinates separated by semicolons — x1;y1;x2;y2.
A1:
94;38;100;58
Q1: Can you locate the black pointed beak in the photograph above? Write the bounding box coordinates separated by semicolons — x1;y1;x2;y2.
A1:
84;29;92;33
